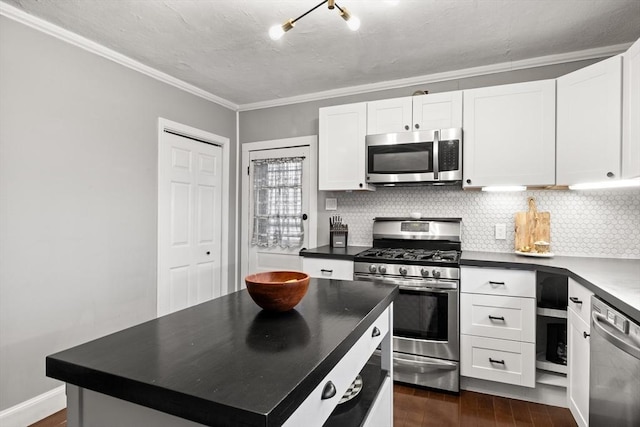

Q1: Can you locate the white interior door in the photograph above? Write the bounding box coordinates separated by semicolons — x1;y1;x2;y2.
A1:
158;131;223;316
246;146;310;276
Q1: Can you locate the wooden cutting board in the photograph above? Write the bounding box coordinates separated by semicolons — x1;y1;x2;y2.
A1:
514;197;550;252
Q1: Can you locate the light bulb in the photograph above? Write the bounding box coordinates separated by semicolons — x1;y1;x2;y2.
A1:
269;25;285;40
347;15;360;31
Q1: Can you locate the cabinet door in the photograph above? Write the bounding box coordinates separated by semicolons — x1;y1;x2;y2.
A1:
463;80;556;187
366;97;413;134
557;55;622;185
412;91;463;130
623;38;640;179
568;307;590;427
319;103;372;191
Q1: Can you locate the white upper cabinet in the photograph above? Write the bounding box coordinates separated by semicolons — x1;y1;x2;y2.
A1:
557;55;623;185
319;102;374;191
462;80;556;188
366;91;462;135
623;38;640;179
366;97;413;134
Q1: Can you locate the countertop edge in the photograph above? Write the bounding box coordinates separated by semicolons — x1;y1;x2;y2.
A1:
299;245;369;261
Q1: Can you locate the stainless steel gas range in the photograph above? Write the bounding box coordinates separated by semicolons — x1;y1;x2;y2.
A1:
354;217;461;393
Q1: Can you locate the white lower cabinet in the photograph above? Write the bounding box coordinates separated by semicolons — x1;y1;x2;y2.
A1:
283;306;392;427
567;280;593;427
362;377;392;427
460;266;536;388
302;257;354;280
461;335;536;387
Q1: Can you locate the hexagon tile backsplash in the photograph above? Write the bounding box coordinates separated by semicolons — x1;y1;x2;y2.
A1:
331;186;640;259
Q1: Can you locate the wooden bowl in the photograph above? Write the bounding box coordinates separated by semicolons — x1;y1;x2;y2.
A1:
245;271;310;312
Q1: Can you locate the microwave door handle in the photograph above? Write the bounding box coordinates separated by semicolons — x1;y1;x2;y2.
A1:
433;130;439;180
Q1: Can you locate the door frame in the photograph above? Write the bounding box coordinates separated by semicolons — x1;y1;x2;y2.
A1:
157;118;231;316
240;135;318;287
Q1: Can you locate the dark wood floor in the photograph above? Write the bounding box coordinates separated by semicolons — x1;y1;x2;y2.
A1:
30;385;577;427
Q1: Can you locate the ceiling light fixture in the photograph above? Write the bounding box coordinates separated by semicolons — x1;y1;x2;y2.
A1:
269;0;360;40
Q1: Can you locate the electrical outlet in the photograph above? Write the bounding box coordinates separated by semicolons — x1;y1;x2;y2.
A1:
325;198;337;211
495;224;506;240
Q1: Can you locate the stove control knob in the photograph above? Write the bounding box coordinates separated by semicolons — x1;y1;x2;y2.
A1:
432;269;442;279
420;268;430;277
399;267;408;276
379;265;387;274
369;265;377;273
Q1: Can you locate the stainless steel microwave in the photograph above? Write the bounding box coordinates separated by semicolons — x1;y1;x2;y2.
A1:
365;128;462;185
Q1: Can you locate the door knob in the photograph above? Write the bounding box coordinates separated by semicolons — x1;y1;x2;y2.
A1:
302;213;308;220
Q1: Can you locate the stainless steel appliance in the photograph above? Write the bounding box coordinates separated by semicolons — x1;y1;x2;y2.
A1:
590;297;640;426
365;128;462;186
354;217;461;392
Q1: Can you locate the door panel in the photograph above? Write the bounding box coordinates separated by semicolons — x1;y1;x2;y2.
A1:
159;131;223;316
247;146;310;276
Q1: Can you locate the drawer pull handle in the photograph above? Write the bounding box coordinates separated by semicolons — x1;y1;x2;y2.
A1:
320;269;333;274
569;297;582;304
489;281;505;285
321;381;337;400
584;332;590;339
372;327;381;337
488;315;505;321
489;358;505;365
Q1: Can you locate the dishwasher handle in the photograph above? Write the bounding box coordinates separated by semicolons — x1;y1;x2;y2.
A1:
592;311;640;360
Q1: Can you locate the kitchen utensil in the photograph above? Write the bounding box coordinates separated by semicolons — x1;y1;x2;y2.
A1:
244;271;310;312
514;197;550;253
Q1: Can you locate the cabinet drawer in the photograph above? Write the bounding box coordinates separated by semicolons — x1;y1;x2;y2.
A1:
461;267;535;297
461;334;535;388
461;294;536;342
302;257;354;281
568;279;594;326
283;307;389;427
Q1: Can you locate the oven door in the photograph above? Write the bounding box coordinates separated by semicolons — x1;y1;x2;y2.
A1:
393;284;459;361
366;132;435;184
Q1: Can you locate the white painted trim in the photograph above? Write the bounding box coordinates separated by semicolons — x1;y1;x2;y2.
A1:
0;385;65;427
238;43;631;111
240;136;318;285
235;111;241;290
157;118;231;315
0;2;238;111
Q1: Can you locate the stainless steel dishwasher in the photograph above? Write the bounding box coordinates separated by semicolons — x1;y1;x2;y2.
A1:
590;297;640;426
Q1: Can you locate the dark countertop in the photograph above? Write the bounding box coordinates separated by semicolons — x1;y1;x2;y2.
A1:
46;279;398;427
299;245;369;260
461;251;640;322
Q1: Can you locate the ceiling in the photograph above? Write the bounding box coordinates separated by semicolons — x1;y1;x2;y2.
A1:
3;0;640;108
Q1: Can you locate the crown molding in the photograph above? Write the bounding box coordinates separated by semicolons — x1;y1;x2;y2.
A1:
0;2;239;111
238;42;631;111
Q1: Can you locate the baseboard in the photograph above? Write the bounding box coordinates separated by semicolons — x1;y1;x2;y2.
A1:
0;385;66;427
461;376;568;408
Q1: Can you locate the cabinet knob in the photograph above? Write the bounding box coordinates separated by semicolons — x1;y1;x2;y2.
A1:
302;213;308;220
404;125;410;130
321;381;337;400
415;124;420;129
569;297;582;304
583;332;590;339
359;183;363;188
372;327;381;337
206;251;210;255
466;179;472;184
607;172;615;178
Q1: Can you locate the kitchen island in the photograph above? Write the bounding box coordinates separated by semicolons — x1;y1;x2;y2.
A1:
46;279;397;427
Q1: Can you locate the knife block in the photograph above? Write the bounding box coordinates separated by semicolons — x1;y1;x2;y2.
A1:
330;228;348;248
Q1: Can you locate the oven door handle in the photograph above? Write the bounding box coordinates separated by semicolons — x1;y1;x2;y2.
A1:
393;353;458;370
399;284;457;293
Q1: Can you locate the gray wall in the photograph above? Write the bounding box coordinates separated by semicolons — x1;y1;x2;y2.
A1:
0;17;237;410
